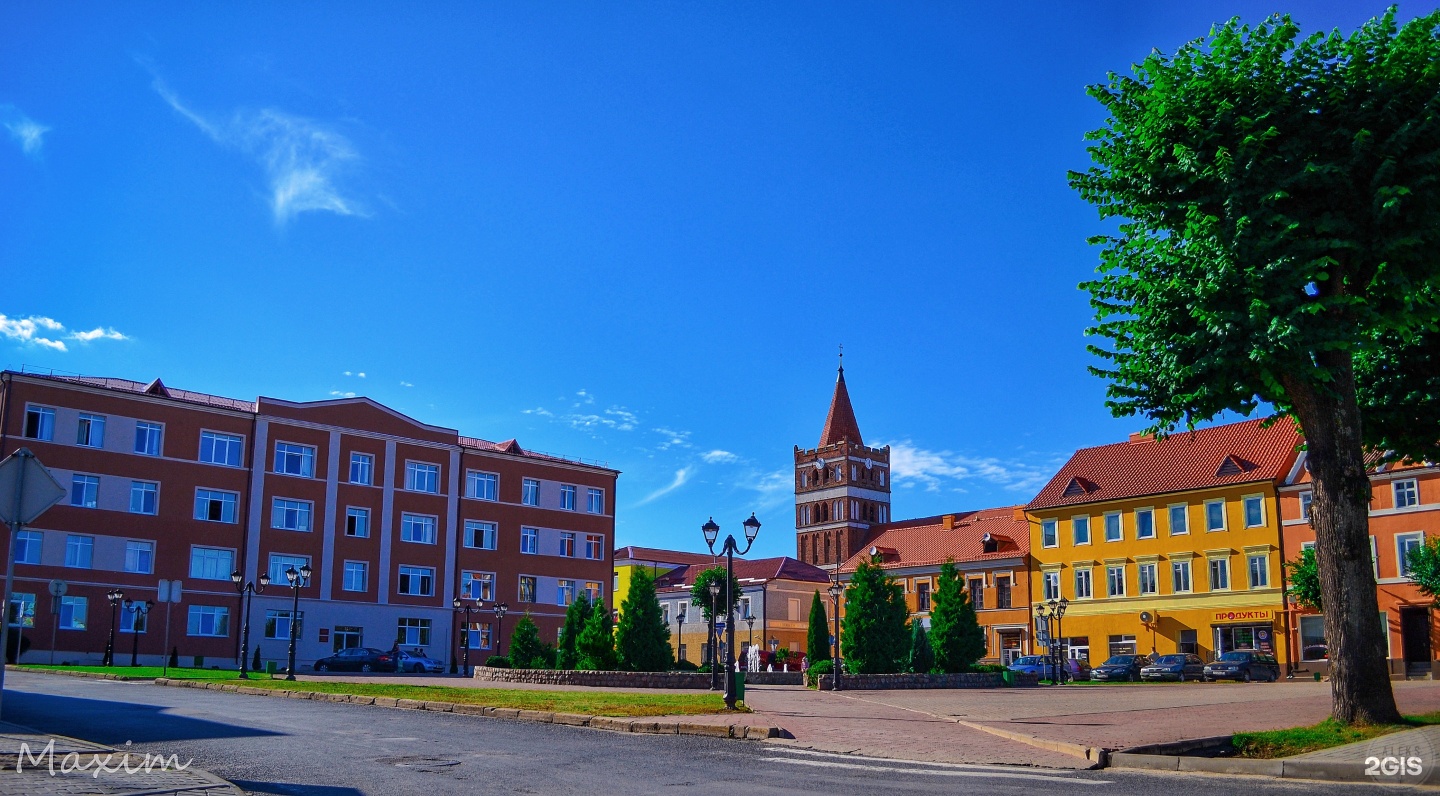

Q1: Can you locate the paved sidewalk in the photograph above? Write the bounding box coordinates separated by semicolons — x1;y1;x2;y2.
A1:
0;721;240;796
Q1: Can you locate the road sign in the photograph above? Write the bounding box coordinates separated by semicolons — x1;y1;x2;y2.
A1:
47;580;66;597
0;449;65;526
156;580;183;603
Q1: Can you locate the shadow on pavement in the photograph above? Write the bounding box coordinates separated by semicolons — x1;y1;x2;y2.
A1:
230;779;365;796
3;689;284;744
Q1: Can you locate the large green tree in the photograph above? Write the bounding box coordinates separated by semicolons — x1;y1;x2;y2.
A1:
929;561;985;673
1068;8;1440;724
806;590;830;666
841;557;909;673
577;598;618;670
690;566;743;669
556;593;593;670
615;567;673;672
907;620;935;674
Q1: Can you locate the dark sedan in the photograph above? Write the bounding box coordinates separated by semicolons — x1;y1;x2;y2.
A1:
1091;654;1151;682
1204;650;1282;682
313;647;398;673
1140;653;1206;682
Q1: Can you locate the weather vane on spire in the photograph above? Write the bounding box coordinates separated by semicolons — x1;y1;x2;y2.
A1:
838;343;844;369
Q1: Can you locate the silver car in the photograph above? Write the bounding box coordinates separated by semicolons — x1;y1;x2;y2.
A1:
397;649;444;673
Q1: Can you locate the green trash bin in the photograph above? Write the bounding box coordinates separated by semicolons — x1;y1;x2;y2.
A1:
1002;670;1016;687
735;671;745;703
265;660;278;677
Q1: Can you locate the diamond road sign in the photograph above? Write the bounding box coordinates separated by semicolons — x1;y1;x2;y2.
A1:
0;449;66;526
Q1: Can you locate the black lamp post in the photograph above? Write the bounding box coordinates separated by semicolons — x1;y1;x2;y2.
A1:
745;615;755;659
705;579;721;690
828;578;844;690
1054;597;1069;684
231;571;270;679
1035;597;1070;685
674;613;685;666
453;595;484;676
702;513;761;711
123;598;153;666
493;602;509;657
103;589;124;667
283;563;313;681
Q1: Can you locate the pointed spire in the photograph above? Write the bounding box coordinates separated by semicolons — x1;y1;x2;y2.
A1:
819;356;863;447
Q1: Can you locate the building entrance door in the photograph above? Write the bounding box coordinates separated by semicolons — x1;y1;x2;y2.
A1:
998;630;1021;664
1401;607;1432;665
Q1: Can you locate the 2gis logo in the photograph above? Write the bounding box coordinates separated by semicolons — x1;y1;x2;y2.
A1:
1366;756;1424;777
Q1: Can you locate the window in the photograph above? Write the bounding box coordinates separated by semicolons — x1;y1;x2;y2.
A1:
267;554;310;585
342;561;368;592
1205;499;1226;532
397;565;435;596
70;474;99;508
64;535;93;568
1108;634;1138;657
995;575;1013;609
58;596;87;630
584;581;602;603
879;470;886;486
1104;513;1123;542
469;623;493;650
968;578;984;609
916;581;932;612
349;453;374;485
397;618;431;646
464;520;498;550
345;507;370;538
1395;479;1420;509
333;626;363;652
274;442;316;477
1138;563;1158;595
1074;568;1092;599
129;481;158;515
462;571;495;601
271;498;313;532
405;462;440;493
23;406;54;440
468;471;498;501
1243;495;1264;528
1299;491;1313;520
558;579;576;606
1172;560;1192;593
1135;509;1155;540
1299;615;1327;660
199;431;243;466
521;527;539;554
1209;557;1230;590
120;600;149;633
587;488;604;514
560;484;576;511
194;489;238;523
1399;533;1425;578
585;534;603;560
14;531;41;565
1168;504;1189;535
1247;553;1269;588
1042;519;1058;548
400;513;437;544
1043;571;1060;600
76;413;105;447
264;609;302;640
8;593;34;628
519;575;537;603
1073;516;1091;545
559;532;576;557
189;547;234;580
134;422;163;456
1106;565;1126;597
125;540;154;574
522;478;540;506
187;606;229;637
1178;629;1199;655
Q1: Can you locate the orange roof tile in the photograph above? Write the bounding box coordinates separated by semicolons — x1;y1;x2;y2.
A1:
839;506;1030;573
819;366;863;447
656;557;831;589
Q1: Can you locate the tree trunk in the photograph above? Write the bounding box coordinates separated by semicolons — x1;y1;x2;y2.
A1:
1283;358;1402;725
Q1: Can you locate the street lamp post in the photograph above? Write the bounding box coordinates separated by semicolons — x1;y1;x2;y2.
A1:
1054;597;1069;684
1034;598;1070;685
230;571;270;679
103;589;124;667
453;596;484;677
674;614;685;666
493;602;509;657
283;563;313;681
123;598;153;666
827;578;844;691
702;513;761;711
745;615;755;657
706;580;720;691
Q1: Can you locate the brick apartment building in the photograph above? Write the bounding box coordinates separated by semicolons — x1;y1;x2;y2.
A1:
0;370;617;670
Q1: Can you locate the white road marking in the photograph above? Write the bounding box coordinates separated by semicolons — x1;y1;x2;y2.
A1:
762;756;1109;784
768;745;1082;773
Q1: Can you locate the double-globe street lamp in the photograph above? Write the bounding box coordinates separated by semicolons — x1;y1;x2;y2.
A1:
673;613;686;666
231;571;270;679
103;589;124;667
1033;597;1070;685
827;576;844;691
123;598;154;666
706;580;720;691
493;602;509;657
453;595;484;676
284;564;313;681
702;513;761;711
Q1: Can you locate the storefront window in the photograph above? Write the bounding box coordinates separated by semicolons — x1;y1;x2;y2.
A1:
1108;634;1137;657
1299;615;1327;661
1178;629;1198;655
1214;624;1274;655
1066;636;1089;664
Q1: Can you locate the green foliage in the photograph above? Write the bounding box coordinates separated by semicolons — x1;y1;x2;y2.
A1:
577;599;618;670
689;567;743;623
484;655;510;668
556;593;593;670
615;567;673;672
907;621;935;674
806;591;831;665
507;615;547;669
1405;538;1440;605
804;658;833;688
1284;548;1324;611
970;663;1007;674
251;646;261;672
840;556;910;674
930;561;985;673
671;658;699;672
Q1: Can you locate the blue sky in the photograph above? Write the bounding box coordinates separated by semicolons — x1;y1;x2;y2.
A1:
0;2;1412;559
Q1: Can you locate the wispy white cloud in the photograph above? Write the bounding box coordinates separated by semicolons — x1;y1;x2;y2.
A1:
151;75;365;225
342;371;366;378
329;390;356;398
880;439;1060;494
399;381;413;388
0;314;128;352
1;105;49;157
654;426;690;450
701;450;739;464
636;467;692;506
574;389;594;406
522;407;554;418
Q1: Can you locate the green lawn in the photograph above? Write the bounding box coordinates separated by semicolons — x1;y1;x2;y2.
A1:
1232;712;1440;759
17;665;240;680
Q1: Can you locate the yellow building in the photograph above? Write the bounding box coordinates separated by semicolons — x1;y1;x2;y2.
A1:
1025;419;1302;666
611;546;723;622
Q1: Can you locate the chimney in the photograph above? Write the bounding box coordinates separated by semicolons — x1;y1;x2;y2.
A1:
1128;431;1154;444
942;514;955;530
1012;507;1027;522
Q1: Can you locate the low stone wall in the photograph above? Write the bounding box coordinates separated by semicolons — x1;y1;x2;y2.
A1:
740;671;804;686
814;671;1035;689
471;666;805;688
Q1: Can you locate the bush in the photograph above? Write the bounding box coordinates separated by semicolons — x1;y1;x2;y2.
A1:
485;655;511;668
968;663;1006;673
697;664;712;673
805;658;833;688
671;658;699;672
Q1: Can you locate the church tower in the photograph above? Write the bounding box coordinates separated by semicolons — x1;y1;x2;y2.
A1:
795;360;891;569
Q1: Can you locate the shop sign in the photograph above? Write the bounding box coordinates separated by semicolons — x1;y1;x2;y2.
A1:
1212;609;1273;622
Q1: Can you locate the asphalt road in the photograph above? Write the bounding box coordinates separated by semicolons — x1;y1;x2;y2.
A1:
0;672;1429;796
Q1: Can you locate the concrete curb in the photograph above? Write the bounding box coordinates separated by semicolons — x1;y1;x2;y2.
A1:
150;678;785;741
1108;751;1387;783
14;667;151;682
955;720;1107;767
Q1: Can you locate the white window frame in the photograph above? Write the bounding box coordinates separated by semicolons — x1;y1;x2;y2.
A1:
199;430;244;467
1395;479;1420;509
70;474;99;508
342;560;368;592
405;461;441;494
129;480;159;515
462;571;495;601
13;530;41;565
467;470;499;501
124;540;155;574
64;534;94;569
557;579;576;606
1171;559;1193;593
521;526;539;555
189;546;236;580
464;520;498;550
59;596;88;630
76;413;106;448
349;452;374;486
267;553;311;586
397;565;435;597
1247;553;1269;588
1299;490;1313;521
1072;515;1091;546
585;534;603;560
1208;556;1231;591
1043;571;1060;600
1168;503;1189;535
271;498;314;532
1204;499;1226;532
400;513;438;545
396;617;431;647
559;532;576;558
1041;519;1058;548
1074;568;1093;599
1138;562;1158;595
195;488;239;523
587;488;604;514
23;405;55;441
134;421;163;456
1104;512;1123;543
522;478;540;506
1399;532;1425;579
186;606;230;637
1135;508;1155;540
273;441;316;478
1242;494;1265;528
345;506;371;538
1106;564;1126;597
560;484;576;511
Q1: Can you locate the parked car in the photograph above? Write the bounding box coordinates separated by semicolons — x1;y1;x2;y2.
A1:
1140;653;1206;682
1091;654;1151;682
312;647;398;673
1007;655;1091;682
1204;650;1282;682
397;649;445;673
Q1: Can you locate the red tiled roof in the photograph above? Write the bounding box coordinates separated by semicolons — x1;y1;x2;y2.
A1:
819;366;863;447
1284;452;1429;485
656;557;831;589
1026;418;1301;511
838;506;1030;573
614;546;724;568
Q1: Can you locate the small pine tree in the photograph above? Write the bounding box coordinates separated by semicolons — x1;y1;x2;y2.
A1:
907;621;935;674
616;567;673;672
507;615;546;669
578;598;618;670
252;646;262;672
169;647;179;668
931;560;985;672
840;556;909;673
556;593;593;670
806;591;830;666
